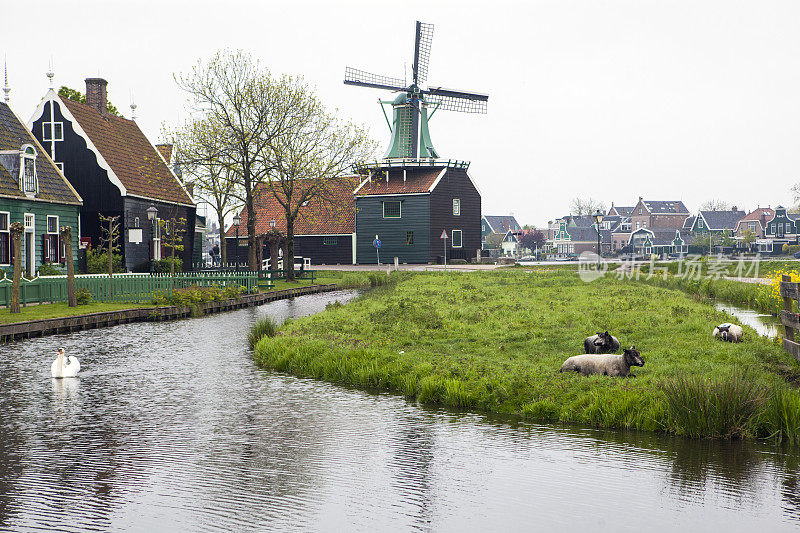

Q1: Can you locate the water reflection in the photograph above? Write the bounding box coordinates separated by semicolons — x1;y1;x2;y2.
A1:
0;290;798;531
715;301;780;338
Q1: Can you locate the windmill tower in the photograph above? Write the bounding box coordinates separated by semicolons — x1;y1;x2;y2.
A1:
344;21;488;161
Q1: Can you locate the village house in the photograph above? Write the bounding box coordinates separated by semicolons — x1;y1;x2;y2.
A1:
353;162;481;264
629;197;690;231
629;228;687;257
762;205;800;254
226;176;359;266
28;78;196;272
550;218;600;256
689;207;746;237
481;214;520;251
0;100;82;276
734;207;773;240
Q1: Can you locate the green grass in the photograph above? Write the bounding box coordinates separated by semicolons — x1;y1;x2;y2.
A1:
0;302;151;324
253;270;800;442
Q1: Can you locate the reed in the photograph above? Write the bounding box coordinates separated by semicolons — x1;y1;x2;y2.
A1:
248;316;279;349
660;371;769;439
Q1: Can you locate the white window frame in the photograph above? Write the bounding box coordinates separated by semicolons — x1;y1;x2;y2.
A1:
0;212;9;265
54;162;64;173
42;121;64;141
153;218;162;261
453;198;461;216
47;215;59;235
20;145;38;195
382;201;401;219
452;229;462;248
134;216;140;228
24;213;34;232
787;223;792;233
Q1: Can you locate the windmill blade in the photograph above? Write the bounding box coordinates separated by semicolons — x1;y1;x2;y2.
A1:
412;21;434;85
344;67;406;92
424;87;488;114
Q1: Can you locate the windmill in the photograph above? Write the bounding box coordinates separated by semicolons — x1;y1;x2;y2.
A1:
344;21;488;160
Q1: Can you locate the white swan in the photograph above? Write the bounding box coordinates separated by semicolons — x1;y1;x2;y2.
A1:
51;348;80;378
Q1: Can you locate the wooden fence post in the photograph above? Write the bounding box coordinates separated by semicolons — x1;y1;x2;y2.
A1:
780;274;800;361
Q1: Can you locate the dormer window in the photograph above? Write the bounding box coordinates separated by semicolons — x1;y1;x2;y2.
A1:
20;145;38;195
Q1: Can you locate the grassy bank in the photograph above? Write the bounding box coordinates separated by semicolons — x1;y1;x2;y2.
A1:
0;302;151;324
253;270;800;443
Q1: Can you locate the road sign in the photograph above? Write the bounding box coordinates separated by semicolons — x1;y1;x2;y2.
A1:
373;238;381;248
440;229;448;239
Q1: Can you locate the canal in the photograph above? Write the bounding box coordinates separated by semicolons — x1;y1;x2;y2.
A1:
1;290;799;531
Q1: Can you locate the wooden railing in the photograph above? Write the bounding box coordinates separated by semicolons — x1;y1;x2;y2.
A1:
779;274;800;361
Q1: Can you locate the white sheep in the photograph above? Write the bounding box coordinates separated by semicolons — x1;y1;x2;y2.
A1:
712;323;743;343
559;346;644;377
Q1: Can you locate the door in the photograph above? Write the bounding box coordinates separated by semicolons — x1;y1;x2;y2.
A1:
25;232;34;277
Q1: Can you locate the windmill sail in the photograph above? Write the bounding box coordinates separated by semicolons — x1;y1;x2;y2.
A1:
344;67;405;92
424;87;488;114
412;22;434;85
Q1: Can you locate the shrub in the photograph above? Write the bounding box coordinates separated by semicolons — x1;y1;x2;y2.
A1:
38;262;64;276
152;257;183;273
248;316;279;349
87;249;123;274
450;259;468;265
786;245;800;256
75;288;92;305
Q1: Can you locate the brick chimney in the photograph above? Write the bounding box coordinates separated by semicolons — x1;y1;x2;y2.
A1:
155;144;173;164
85;78;108;114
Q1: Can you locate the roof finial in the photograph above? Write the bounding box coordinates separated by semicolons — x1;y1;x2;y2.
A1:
3;55;10;103
130;90;137;120
46;57;54;88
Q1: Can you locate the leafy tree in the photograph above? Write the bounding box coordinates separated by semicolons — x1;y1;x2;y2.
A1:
484;233;503;249
9;222;23;313
167;115;241;265
58;86;121;116
60;226;77;307
518;229;546;252
569;197;606;217
98;214;121;277
159;217;186;283
175;50;376;276
741;228;757;247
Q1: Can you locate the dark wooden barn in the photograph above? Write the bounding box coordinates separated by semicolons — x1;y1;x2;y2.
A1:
354;162;481;264
29;78;196;272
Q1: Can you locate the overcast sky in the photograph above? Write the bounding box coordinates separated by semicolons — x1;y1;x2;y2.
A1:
3;0;800;227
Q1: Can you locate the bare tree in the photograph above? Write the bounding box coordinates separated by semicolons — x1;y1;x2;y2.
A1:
699;199;732;211
168;115;241;265
60;226;77;307
98;214;120;278
176;50;303;271
9;222;23;313
569;197;606;217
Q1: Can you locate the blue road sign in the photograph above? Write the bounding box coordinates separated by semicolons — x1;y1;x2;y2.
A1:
373;238;381;248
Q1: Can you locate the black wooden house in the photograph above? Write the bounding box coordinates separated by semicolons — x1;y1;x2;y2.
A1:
29;78;195;271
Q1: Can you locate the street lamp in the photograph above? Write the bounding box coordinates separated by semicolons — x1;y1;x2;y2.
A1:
592;209;604;266
146;205;158;274
233;214;242;270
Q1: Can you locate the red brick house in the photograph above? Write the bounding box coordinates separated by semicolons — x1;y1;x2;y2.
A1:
630;197;690;231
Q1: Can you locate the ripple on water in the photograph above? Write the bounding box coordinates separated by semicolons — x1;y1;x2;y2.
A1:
0;290;799;532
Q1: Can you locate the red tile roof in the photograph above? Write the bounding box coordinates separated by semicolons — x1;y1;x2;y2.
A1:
354;168;442;196
226;176;359;238
738;207;774;222
61;98;193;205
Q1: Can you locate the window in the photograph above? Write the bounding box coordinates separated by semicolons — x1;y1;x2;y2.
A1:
0;212;9;264
47;215;59;234
42;122;64;141
787;223;792;233
482;224;485;232
153;219;162;260
55;162;64;172
698;219;703;229
323;236;338;246
383;201;401;218
20;145;37;194
406;231;414;245
748;222;757;232
452;229;462;248
134;216;140;228
453;198;461;216
24;213;34;231
45;216;60;263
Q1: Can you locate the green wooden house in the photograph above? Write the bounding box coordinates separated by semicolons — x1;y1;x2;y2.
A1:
0;101;82;276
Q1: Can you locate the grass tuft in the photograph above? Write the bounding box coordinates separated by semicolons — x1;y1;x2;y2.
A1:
248;316;279;349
